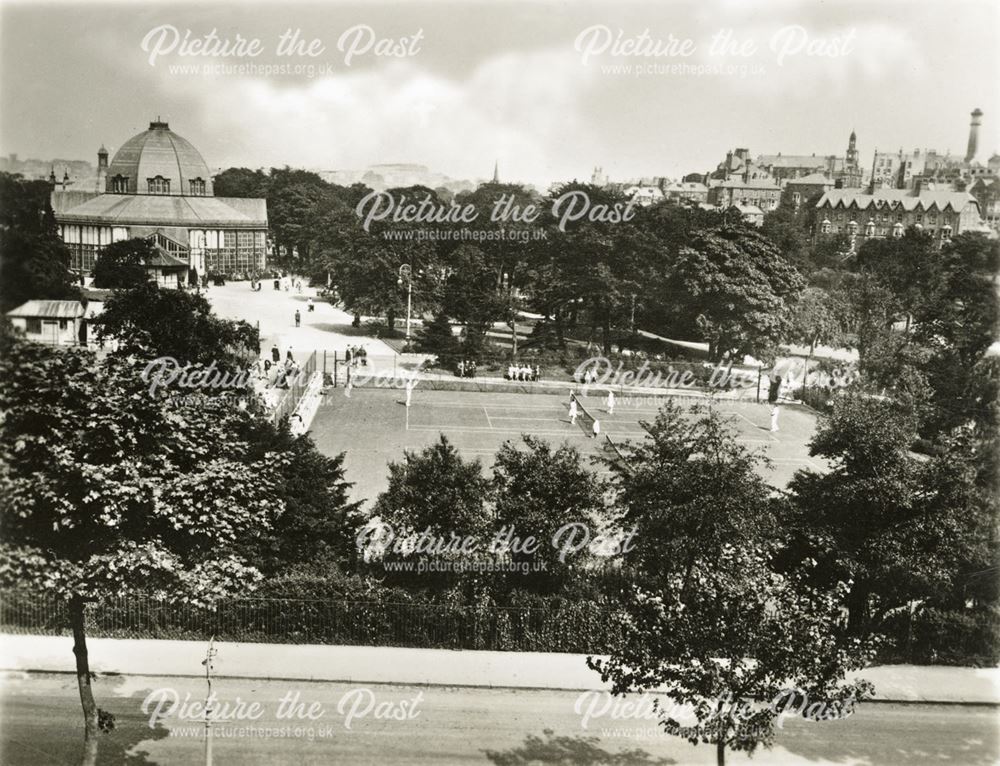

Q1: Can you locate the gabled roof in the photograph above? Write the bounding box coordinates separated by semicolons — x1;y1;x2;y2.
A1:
51;191;267;229
816;188;979;213
145;246;189;269
6;300;84;319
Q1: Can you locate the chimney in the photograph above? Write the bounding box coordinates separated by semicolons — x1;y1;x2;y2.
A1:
966;108;983;163
97;145;109;192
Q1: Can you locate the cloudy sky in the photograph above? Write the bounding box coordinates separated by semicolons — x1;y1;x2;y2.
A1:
1;0;998;187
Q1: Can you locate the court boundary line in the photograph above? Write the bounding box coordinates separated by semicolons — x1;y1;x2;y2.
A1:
404;424;771;444
734;410;779;442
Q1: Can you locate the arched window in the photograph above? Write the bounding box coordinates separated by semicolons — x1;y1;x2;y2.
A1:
147;176;170;195
847;220;858;235
820;219;832;234
190;178;206;196
864;221;876;237
892;222;904;238
941;224;953;240
108;175;129;194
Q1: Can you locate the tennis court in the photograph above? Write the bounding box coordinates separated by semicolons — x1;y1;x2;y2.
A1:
308;387;826;506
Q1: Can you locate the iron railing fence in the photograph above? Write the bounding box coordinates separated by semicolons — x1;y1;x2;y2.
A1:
0;592;622;654
271;350;317;424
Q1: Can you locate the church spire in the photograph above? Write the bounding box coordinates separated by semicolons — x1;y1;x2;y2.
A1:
492;160;499;184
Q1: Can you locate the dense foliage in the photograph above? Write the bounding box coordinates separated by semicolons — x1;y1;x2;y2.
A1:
0;172;79;312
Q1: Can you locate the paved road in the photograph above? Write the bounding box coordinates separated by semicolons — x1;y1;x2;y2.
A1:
205;281;400;363
1;673;996;765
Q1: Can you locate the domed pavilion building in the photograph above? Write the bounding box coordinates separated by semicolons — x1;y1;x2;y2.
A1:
52;120;268;279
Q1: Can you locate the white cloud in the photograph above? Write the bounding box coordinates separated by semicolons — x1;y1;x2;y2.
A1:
154;47;600;188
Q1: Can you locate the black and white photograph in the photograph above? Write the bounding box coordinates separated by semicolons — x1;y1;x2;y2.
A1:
0;1;998;764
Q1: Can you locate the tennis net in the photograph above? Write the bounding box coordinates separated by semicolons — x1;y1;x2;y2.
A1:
574;396;599;437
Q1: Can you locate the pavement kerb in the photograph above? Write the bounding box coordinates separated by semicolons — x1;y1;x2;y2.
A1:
2;635;996;706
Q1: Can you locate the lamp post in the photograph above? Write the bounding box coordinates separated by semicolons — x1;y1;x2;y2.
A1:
398;264;413;351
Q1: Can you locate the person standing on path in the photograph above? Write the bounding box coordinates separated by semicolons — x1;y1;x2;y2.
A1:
286;347;294;363
769;374;783;432
592;418;601;439
294;310;301;328
271;344;280;363
569;394;578;425
606;390;615;415
405;377;416;408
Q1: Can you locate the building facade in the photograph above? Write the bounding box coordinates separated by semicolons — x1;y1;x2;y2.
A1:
5;300;86;346
783;172;836;209
664;181;709;204
969;176;1000;233
871;109;996;193
813;188;987;250
708;178;782;212
52;121;268;277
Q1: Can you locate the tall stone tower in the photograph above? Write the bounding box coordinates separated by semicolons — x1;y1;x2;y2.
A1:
966;109;983;163
846;129;859;169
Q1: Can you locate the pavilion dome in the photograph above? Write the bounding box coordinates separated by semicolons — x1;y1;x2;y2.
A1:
105;121;213;196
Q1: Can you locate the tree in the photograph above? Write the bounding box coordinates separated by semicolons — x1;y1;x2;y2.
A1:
91;237;151;289
0;336;286;765
417;311;459;364
213;167;270;198
590;544;876;766
785;392;992;634
267;168;335;262
0;172;79;312
97;282;258;368
607;402;778;586
834;271;900;370
595;403;872;765
310;198;438;331
538;183;652;355
855;228;938;329
491;436;606;590
451;183;544;357
786;286;846;356
235;420;362;572
370;435;491;540
441;244;506;341
913;233;1000;434
667;226;805;362
761;203;811;269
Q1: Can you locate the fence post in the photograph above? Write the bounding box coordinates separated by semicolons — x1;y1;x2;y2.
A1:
333;351;338;388
756;365;762;404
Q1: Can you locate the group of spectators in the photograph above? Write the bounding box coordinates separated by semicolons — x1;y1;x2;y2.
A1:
346;345;368;367
456;359;477;378
506;364;541;382
264;345;302;389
